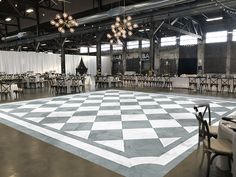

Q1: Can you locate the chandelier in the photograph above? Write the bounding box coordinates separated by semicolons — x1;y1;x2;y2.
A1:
211;0;236;14
50;12;79;33
107;15;138;44
50;0;78;33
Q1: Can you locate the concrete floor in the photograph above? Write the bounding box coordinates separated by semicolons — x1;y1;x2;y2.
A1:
0;87;233;177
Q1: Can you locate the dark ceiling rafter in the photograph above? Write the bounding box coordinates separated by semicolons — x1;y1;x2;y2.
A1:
1;0;236;49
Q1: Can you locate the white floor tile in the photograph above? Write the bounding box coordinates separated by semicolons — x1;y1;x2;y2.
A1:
160;137;181;147
143;109;167;114
174;101;195;104
31;107;57;112
100;102;120;107
92;121;122;130
149;120;182;128
66;130;90;139
77;106;100;111
160;104;183;109
120;105;142;110
183;126;198;133
95;140;124;152
138;102;158;106
47;111;75;117
44;123;65;130
60;103;82;108
170;113;195;119
67;116;96;123
19;104;42;109
123;128;158;140
121;114;148;121
97;110;121;116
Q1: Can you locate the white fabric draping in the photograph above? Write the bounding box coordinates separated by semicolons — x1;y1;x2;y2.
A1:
0;51;111;75
65;55;111;76
0;51;61;74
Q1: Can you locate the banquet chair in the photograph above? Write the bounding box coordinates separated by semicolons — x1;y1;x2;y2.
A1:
194;104;218;147
209;77;219;92
188;77;197;90
0;83;11;99
200;119;232;177
199;77;208;92
220;77;231;93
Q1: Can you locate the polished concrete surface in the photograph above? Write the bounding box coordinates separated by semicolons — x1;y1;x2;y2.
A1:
0;124;123;177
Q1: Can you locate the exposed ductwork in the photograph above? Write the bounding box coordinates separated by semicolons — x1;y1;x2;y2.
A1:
78;0;196;25
1;32;27;41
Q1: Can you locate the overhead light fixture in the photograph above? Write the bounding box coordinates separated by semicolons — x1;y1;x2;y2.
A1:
206;17;223;22
23;46;28;49
41;43;47;46
107;16;138;44
50;0;78;33
26;8;34;13
5;17;12;22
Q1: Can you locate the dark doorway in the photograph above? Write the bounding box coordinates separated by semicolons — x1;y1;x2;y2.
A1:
178;58;197;76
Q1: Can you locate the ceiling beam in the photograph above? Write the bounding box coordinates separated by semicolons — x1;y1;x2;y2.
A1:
1;0;236;48
162;23;202;39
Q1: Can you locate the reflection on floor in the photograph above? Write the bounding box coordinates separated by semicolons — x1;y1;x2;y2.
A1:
0;124;123;177
0;89;235;177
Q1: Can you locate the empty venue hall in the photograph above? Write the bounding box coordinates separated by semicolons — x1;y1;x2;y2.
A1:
0;0;236;177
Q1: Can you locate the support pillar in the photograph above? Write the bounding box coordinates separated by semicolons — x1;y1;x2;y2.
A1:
150;33;155;71
226;31;232;75
122;41;127;74
61;45;66;74
96;41;102;75
197;38;205;74
138;40;142;74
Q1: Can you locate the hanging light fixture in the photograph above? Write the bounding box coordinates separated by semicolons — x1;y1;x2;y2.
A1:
107;0;138;44
50;1;79;33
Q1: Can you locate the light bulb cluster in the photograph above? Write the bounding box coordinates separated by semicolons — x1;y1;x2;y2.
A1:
211;0;236;15
50;12;79;33
107;16;138;44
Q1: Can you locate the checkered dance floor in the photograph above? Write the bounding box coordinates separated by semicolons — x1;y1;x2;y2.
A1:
0;90;236;177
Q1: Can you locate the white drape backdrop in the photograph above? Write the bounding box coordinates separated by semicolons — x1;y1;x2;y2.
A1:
65;55;111;76
0;51;61;74
0;51;111;75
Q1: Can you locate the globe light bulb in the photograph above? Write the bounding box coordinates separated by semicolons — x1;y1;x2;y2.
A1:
56;14;60;19
111;24;115;29
63;12;68;18
133;23;138;28
127;16;132;21
128;26;133;30
126;22;131;27
115;22;120;27
128;31;133;36
50;20;56;25
55;23;60;27
116;16;121;22
68;16;73;20
70;28;75;33
123;19;127;24
110;39;114;44
59;19;64;24
122;34;127;38
107;34;112;39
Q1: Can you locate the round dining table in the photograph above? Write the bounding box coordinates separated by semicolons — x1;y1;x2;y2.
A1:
216;120;236;177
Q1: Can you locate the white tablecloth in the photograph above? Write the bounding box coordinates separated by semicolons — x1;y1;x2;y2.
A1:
216;120;236;177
